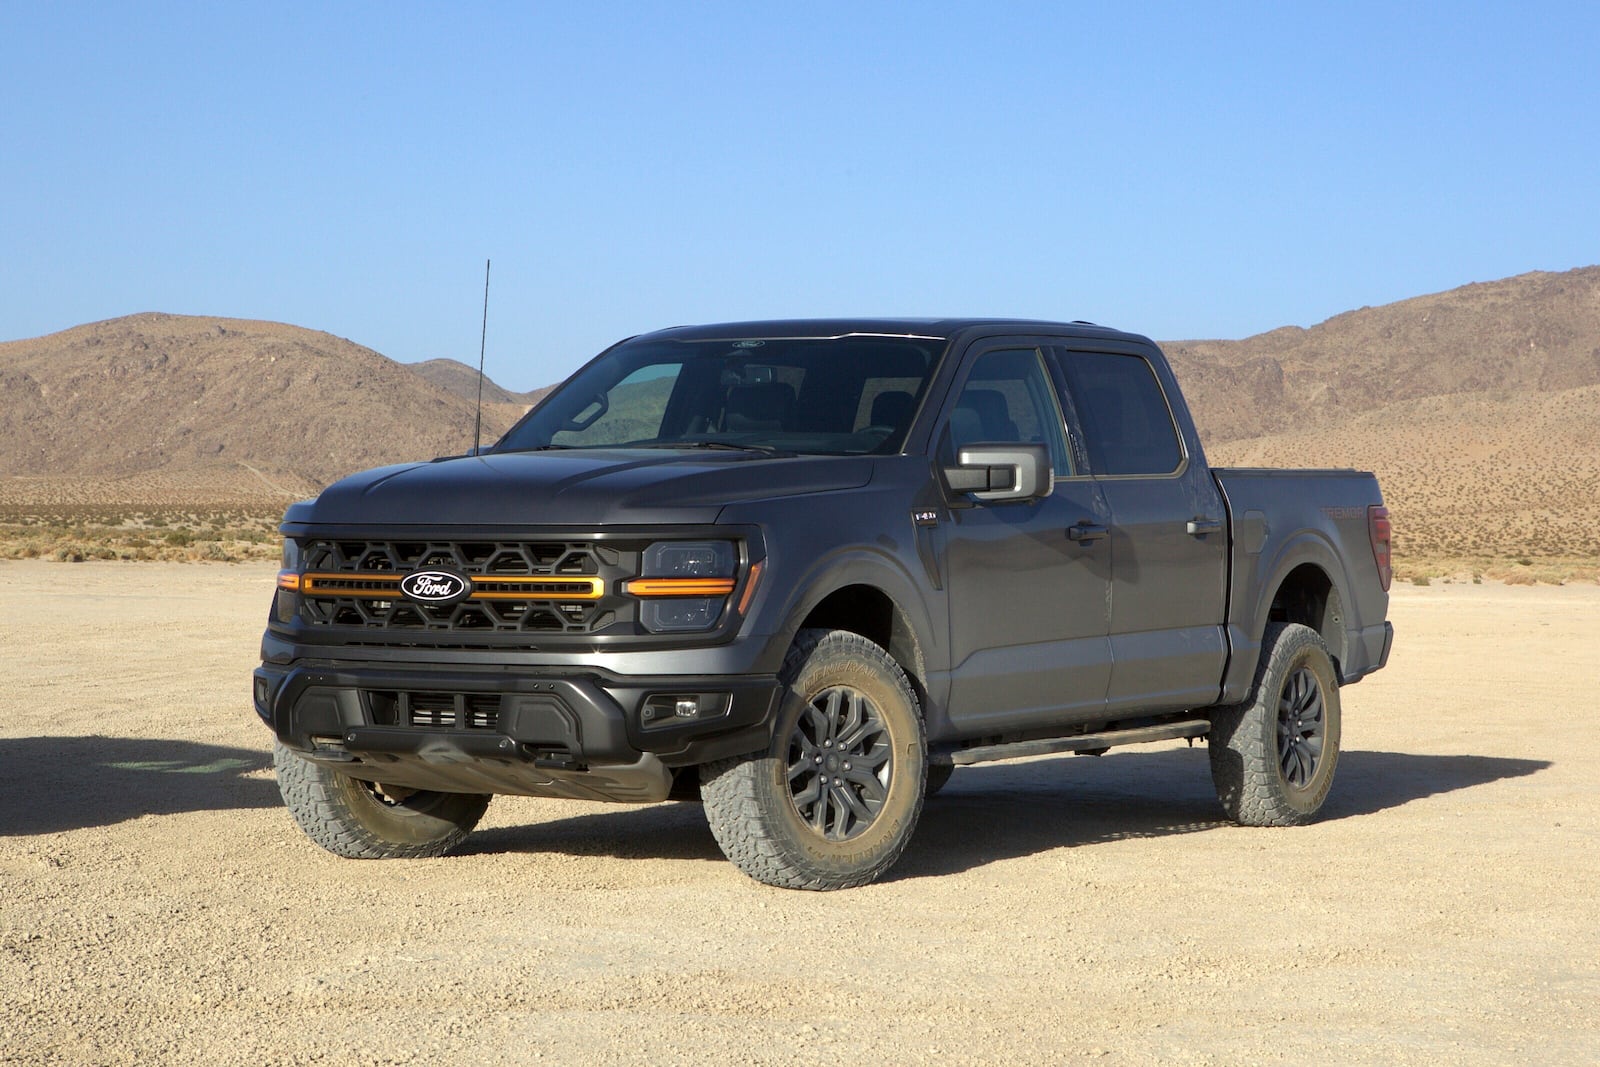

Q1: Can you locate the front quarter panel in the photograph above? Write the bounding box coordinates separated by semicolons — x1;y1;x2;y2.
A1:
718;459;947;704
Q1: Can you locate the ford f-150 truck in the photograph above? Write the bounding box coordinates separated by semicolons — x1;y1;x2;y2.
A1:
254;318;1393;889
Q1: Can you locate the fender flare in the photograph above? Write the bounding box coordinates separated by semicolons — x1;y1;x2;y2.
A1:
1223;529;1356;701
771;545;942;695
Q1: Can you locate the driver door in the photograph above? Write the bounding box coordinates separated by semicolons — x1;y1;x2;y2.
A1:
940;343;1115;733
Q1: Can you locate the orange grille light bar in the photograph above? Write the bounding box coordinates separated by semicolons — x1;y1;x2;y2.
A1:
624;578;738;597
296;573;605;601
276;570;302;592
473;577;605;601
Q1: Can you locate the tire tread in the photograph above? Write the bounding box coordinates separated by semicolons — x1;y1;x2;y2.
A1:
273;742;488;859
701;629;925;890
1208;622;1341;827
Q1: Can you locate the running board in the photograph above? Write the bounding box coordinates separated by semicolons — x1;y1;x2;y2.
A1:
941;719;1210;767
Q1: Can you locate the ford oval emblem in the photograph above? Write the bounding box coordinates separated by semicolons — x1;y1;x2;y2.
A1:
399;570;472;604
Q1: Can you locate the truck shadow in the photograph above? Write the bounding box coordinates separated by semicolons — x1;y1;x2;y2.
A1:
892;747;1550;881
461;748;1550;878
463;799;721;863
0;735;279;836
1318;749;1550;817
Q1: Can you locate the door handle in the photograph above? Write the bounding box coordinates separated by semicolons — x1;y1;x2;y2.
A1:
1186;517;1224;537
1067;522;1108;543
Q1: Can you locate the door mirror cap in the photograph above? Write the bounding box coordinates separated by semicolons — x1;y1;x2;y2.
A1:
944;443;1053;503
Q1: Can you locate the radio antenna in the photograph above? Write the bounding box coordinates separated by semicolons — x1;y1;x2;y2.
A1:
472;258;491;454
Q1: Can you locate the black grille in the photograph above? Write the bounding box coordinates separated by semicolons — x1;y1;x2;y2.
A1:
304;539;603;576
296;539;632;636
365;690;502;730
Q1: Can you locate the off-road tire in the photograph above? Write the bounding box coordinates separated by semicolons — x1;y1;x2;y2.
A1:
273;741;491;859
1208;622;1342;826
701;628;927;890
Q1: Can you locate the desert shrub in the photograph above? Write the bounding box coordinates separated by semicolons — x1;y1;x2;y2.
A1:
187;541;230;561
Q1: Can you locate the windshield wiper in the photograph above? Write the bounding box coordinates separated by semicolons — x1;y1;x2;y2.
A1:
642;440;794;457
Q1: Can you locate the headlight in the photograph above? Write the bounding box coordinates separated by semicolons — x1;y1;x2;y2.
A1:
275;538;302;622
642;541;734;578
628;541;738;633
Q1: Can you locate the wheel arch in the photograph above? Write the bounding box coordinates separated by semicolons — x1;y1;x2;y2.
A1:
798;583;929;698
774;553;937;716
1223;531;1358;701
1266;562;1347;675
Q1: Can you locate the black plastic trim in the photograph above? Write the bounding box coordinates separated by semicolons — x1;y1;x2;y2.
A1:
258;663;780;771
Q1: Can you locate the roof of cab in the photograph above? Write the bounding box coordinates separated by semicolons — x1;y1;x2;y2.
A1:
632;317;1145;345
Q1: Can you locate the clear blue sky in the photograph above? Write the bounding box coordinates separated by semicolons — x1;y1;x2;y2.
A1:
4;2;1597;391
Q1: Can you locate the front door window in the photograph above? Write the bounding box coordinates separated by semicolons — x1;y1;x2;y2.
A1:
944;348;1074;477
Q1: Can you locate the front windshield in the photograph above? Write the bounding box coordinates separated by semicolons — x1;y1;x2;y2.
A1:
495;335;946;456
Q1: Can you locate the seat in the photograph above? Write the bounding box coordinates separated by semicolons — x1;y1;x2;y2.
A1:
956;388;1020;441
722;382;796;432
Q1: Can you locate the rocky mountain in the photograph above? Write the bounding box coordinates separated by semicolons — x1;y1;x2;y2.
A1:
1164;266;1600;443
407;357;553;409
4;267;1599;568
0;313;529;486
1162;267;1600;564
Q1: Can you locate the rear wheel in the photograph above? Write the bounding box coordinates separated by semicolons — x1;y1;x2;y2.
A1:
273;741;490;859
701;629;927;890
1208;623;1342;826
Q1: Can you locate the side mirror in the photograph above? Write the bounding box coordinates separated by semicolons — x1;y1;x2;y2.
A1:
944;443;1053;503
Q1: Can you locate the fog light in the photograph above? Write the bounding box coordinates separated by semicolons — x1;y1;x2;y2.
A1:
640;692;732;728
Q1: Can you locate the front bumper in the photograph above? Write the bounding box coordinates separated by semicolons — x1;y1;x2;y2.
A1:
254;661;780;803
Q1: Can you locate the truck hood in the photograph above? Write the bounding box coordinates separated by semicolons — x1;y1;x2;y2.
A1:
295;449;876;527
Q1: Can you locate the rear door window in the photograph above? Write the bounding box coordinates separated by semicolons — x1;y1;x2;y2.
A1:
1053;350;1183;476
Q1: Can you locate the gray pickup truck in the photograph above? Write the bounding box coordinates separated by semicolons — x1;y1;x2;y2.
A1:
254;318;1393;889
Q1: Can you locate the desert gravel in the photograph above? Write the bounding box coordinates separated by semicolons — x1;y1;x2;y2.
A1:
2;561;1596;1065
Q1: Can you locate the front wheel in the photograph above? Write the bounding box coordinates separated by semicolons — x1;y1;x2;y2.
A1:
701;629;927;890
273;741;491;858
1208;622;1342;826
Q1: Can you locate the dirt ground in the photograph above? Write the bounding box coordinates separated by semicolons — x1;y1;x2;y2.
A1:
2;561;1596;1066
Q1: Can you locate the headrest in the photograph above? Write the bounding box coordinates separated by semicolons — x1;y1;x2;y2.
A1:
869;390;915;429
